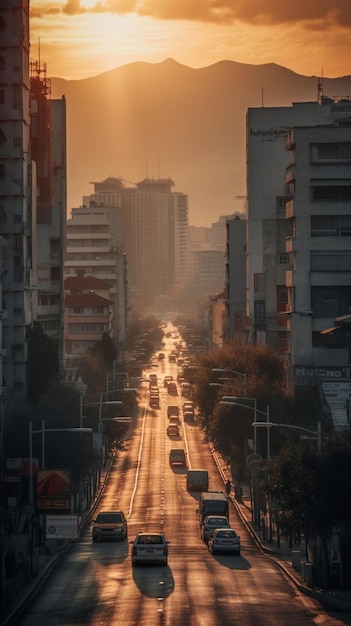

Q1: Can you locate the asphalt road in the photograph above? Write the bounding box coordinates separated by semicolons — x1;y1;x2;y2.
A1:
12;328;351;626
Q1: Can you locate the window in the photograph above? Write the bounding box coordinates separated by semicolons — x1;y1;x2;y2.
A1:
73;307;83;314
311;215;351;236
311;184;351;201
310;142;351;163
278;253;289;264
50;267;60;281
311;286;351;317
40;296;48;306
50;238;60;258
311;251;351;272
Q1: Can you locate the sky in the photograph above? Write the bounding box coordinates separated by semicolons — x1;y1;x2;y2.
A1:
30;0;351;80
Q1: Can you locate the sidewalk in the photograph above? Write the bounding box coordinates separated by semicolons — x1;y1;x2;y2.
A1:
212;448;351;613
0;459;112;626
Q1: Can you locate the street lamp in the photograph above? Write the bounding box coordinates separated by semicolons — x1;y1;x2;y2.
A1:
219;397;261;454
252;420;322;453
29;421;93;506
212;369;247;397
80;399;123;431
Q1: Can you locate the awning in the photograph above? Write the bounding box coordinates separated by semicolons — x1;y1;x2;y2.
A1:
334;314;351;325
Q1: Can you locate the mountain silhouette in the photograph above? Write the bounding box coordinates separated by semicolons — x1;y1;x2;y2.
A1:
50;59;351;225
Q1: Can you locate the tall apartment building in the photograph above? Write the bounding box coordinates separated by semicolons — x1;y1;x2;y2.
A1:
80;176;189;313
30;61;66;365
0;0;36;394
65;205;128;358
245;93;351;391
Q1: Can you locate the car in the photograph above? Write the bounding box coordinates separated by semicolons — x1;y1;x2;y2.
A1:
200;515;230;543
164;375;173;387
131;532;169;566
92;510;127;542
167;382;178;395
169;448;186;465
208;528;241;555
158;352;165;360
167;422;180;436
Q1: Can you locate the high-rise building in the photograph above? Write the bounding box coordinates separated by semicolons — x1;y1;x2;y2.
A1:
245;93;351;391
30;60;66;365
0;0;35;394
80;176;189;312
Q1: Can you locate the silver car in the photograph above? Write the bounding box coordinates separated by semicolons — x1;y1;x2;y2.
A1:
208;528;241;555
131;532;169;566
200;515;230;543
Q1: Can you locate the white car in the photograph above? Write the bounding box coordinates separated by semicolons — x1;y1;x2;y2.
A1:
131;532;169;566
200;515;230;543
208;528;241;555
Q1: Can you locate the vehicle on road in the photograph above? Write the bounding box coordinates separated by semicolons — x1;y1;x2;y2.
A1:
164;375;173;387
167;382;178;395
92;510;127;542
131;532;169;566
200;515;231;543
196;490;229;527
208;528;241;555
167;422;180;437
186;469;208;491
169;448;186;465
158;352;165;360
167;405;179;418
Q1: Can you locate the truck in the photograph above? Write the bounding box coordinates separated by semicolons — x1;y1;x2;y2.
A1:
196;490;229;527
186;469;208;491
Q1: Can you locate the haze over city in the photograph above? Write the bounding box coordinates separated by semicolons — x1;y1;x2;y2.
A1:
31;1;350;80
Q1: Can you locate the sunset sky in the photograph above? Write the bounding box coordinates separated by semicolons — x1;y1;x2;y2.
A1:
30;0;351;80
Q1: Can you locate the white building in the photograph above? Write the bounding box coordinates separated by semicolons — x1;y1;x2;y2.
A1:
246;93;351;390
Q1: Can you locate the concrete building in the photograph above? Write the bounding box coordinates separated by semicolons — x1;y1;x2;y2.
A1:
30;60;67;365
65;205;127;356
245;92;351;391
64;273;113;361
0;0;36;394
80;176;189;313
225;215;247;341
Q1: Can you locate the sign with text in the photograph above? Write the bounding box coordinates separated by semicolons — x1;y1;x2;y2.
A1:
46;515;79;539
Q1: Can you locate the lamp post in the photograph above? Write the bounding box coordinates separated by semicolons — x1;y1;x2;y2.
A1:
252;420;322;453
80;399;123;432
220;397;258;453
212;369;247;397
29;421;93;506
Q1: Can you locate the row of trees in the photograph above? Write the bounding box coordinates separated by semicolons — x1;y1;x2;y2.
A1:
183;340;351;588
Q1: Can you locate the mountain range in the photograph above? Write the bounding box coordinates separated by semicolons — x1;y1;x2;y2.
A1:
50;59;351;226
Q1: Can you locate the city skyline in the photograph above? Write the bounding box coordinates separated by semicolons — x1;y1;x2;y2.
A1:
30;1;351;80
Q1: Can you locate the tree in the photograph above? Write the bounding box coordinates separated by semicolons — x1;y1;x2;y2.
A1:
27;322;59;405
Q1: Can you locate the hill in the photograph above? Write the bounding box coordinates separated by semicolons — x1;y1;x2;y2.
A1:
50;59;351;226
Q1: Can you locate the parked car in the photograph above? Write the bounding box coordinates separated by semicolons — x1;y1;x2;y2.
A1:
92;510;127;542
208;528;241;555
200;515;230;543
130;532;169;566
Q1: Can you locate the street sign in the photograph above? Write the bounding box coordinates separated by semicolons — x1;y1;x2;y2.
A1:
246;453;263;469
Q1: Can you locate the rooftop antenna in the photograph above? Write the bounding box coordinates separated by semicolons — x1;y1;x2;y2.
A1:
158;156;160;180
261;87;264;108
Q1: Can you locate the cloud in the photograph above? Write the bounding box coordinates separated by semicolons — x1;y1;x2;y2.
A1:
50;0;351;28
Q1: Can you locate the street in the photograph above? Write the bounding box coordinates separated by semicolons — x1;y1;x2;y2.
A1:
13;333;351;626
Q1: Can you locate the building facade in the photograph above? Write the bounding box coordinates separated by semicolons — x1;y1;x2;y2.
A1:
245;94;351;390
0;0;36;394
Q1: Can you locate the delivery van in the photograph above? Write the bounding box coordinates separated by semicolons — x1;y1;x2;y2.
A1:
196;490;229;527
186;469;208;491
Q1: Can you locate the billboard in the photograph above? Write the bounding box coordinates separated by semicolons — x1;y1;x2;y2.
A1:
36;469;71;511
